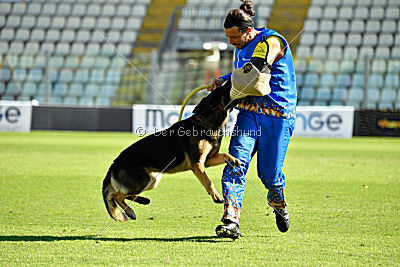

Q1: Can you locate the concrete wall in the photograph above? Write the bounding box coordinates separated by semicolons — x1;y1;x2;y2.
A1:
32;106;132;132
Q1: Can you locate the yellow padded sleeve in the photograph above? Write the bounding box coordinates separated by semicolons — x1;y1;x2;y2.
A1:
252;36;285;60
252;41;269;59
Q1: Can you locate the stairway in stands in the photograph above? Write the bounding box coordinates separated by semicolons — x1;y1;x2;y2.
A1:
114;0;186;106
267;0;311;56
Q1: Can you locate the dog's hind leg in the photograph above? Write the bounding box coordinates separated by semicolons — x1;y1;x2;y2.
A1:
113;193;136;220
103;168;129;222
126;195;150;205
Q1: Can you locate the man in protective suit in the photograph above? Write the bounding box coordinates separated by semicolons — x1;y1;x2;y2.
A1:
210;1;297;239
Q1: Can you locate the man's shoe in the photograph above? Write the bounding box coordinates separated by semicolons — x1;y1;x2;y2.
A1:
274;208;290;232
215;220;241;240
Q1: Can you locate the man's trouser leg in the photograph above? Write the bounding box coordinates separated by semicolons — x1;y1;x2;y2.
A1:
257;116;294;209
221;110;258;224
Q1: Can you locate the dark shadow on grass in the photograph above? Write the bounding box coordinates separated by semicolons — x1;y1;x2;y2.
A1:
0;235;231;243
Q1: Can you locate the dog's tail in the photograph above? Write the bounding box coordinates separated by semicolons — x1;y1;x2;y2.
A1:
102;164;128;222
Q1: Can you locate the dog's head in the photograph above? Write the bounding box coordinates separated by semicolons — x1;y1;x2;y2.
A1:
193;79;240;115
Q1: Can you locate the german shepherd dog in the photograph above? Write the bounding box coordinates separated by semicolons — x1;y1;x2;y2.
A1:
102;80;241;222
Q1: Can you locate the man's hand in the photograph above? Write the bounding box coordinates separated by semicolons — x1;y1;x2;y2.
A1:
208;78;224;91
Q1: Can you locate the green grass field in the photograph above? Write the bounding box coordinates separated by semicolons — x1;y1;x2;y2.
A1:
0;131;399;265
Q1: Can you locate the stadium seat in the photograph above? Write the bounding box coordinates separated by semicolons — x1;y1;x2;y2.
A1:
69;83;84;97
79;97;95;106
14;69;27;82
343;46;359;60
320;20;334;32
21;16;36;30
367;88;381;108
384;74;400;88
319;74;335;87
315;33;331;46
304;73;319;87
350;20;365;33
381;89;396;103
300;87;315;102
50;56;65;69
336;74;351;88
66;17;81;30
316;87;332;102
354;6;369;19
53;83;68;97
296;73;303;86
331;33;346;46
304;19;318;32
105;70;122;84
346;90;364;109
64;96;78;106
296;47;311;59
386;7;399;19
312;46;326;59
378;102;393;110
382;20;396;33
375;47;390;59
307;59;324;73
338;6;353;19
370;7;385;19
90;69;105;83
59;70;74;83
347;33;362;46
57;4;72;16
323;7;338;19
340;60;355;73
323;60;340;73
363;33;378;46
42;3;56;16
0;29;15;41
36;16;51;29
331;87;348;104
26;3;41;16
72;4;86;16
5;83;20;96
100;84;117;97
0;82;5;95
327;46;343;59
87;4;101;16
81;17;96;30
378;33;394;46
95;97;111;107
49;96;63;105
22;82;37;97
84;84;99;97
27;69;43;82
335;20;350;32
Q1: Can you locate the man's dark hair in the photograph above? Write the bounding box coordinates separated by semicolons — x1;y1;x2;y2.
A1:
224;1;256;33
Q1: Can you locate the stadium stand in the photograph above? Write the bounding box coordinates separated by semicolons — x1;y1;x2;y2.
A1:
0;0;148;106
0;0;399;109
296;0;400;109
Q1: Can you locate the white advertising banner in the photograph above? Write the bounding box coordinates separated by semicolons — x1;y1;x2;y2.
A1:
132;104;239;136
0;101;33;132
132;105;355;138
294;106;355;138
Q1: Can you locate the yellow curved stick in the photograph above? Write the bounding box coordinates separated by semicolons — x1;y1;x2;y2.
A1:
178;85;212;121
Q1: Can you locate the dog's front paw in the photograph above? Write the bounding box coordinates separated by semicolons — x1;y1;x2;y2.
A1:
212;194;224;204
227;157;241;167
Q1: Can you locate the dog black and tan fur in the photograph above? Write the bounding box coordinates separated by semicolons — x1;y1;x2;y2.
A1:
102;80;241;222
